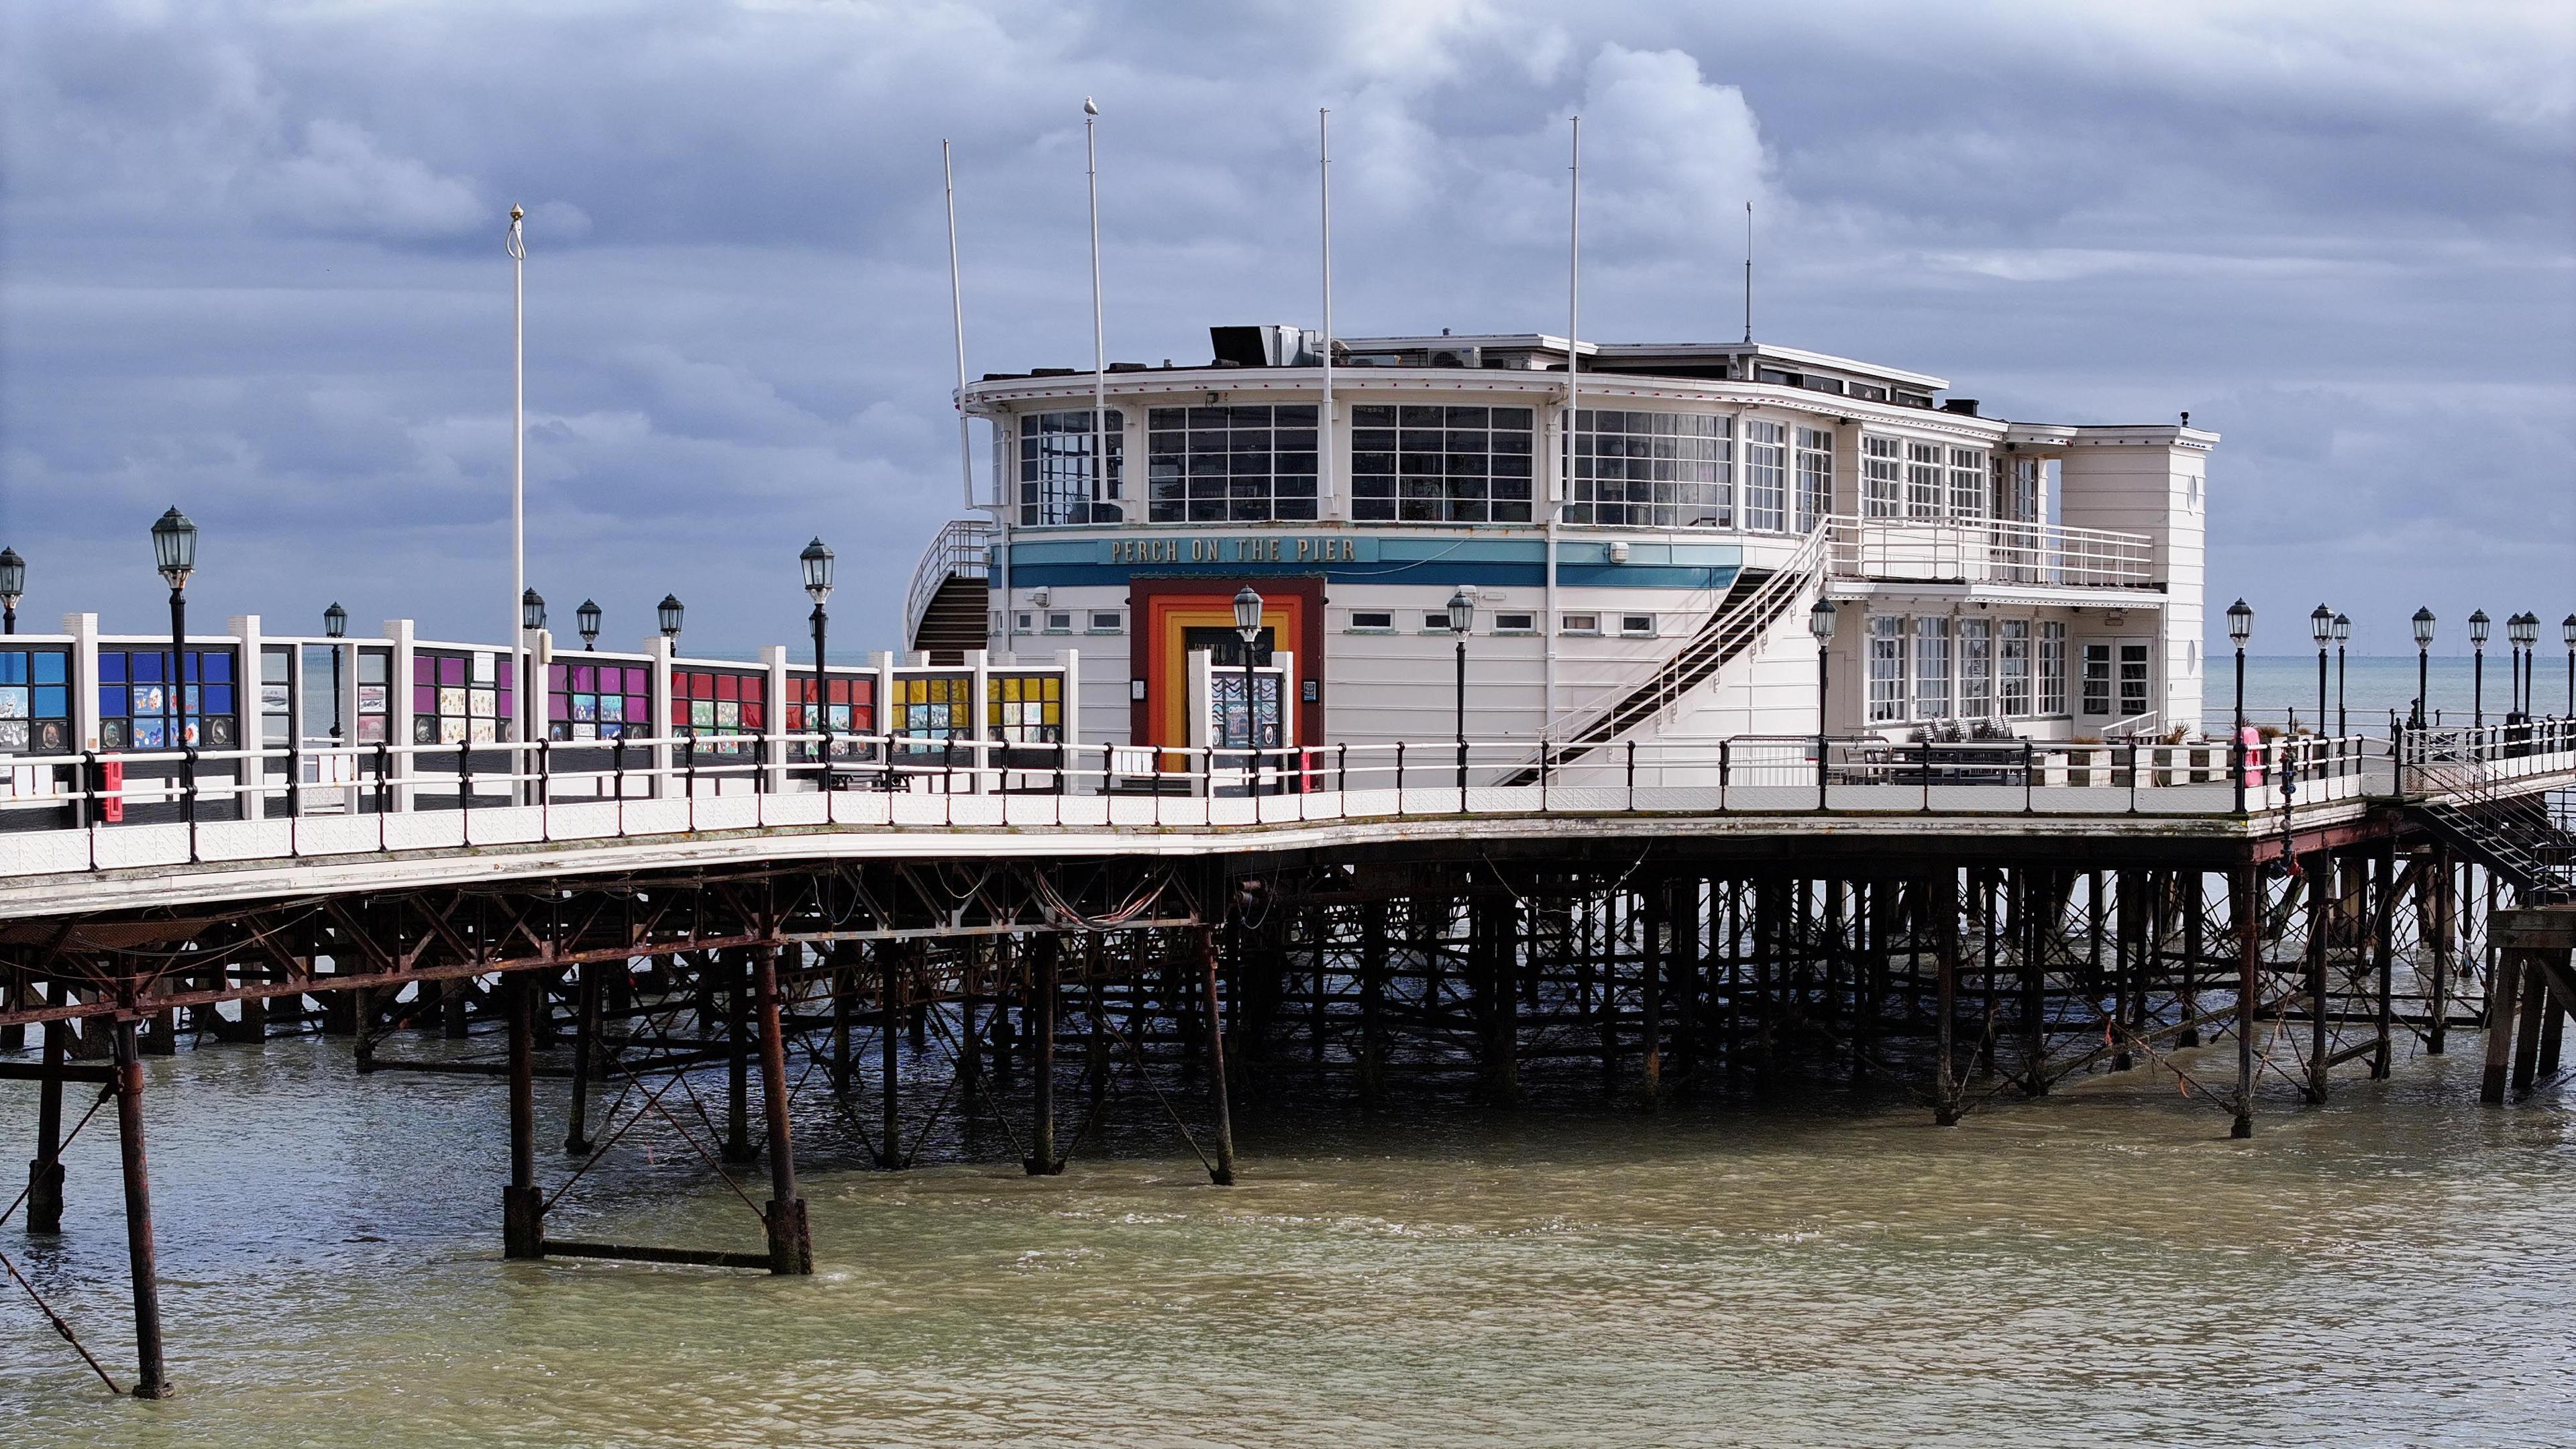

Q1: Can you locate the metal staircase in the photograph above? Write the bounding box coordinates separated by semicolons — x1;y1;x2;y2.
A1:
2404;748;2576;903
904;519;994;665
1505;525;1827;784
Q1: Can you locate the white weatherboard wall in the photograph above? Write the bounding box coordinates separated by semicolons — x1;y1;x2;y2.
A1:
2059;427;2212;735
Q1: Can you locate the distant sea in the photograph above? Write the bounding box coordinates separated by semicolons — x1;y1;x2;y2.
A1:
2214;654;2565;734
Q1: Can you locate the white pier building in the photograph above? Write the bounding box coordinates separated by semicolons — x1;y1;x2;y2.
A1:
908;327;2213;765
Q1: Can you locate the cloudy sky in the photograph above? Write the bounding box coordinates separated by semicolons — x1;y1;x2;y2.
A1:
3;1;2569;657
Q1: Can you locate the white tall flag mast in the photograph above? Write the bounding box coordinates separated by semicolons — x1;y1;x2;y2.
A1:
1551;117;1580;737
944;140;976;513
1084;97;1109;523
505;203;527;740
1319;107;1334;515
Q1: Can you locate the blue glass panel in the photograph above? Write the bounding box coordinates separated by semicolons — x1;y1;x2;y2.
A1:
100;686;127;717
0;654;24;684
182;653;198;684
131;653;161;684
203;684;232;714
34;653;64;684
203;651;231;683
34;686;67;718
99;652;126;683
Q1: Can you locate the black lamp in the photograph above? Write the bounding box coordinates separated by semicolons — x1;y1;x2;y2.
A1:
658;594;685;641
0;547;23;635
2564;612;2575;719
1232;586;1262;787
2225;598;2251;812
1448;586;1475;794
801;537;835;604
2411;607;2434;729
522;588;546;633
2331;611;2349;736
2469;608;2489;726
800;539;835;784
1809;597;1837;798
2310;604;2332;735
576;598;600;651
152;507;199;753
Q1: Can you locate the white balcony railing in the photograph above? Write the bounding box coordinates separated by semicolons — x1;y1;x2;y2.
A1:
1826;515;2153;590
902;518;995;652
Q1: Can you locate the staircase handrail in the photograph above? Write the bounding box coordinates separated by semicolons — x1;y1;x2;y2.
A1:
903;518;995;653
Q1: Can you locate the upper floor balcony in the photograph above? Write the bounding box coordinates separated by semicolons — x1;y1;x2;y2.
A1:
1824;515;2153;592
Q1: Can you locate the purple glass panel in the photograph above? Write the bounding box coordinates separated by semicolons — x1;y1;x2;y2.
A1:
439;656;466;686
549;663;568;689
625;667;649;692
625;696;649;727
497;660;513;688
549;695;570;720
572;664;595;692
415;657;434;685
413;685;437;713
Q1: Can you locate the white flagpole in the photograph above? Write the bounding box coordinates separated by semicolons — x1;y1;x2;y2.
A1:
505;204;527;751
1319;107;1334;517
1551;117;1580;737
944;140;976;514
1084;97;1109;523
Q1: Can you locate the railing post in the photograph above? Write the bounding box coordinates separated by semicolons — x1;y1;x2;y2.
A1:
2231;732;2246;815
2127;743;2139;814
1919;741;1931;813
1338;741;1348;794
1395;740;1405;811
2023;740;2035;814
1627;739;1637;811
537;737;551;841
612;737;627;836
1719;738;1729;811
685;734;698;828
181;746;200;863
458;739;472;839
1816;730;1828;811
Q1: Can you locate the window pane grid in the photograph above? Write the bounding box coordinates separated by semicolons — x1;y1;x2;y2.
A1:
1020;409;1124;527
1350;404;1534;523
1147;405;1318;523
1568;409;1732;528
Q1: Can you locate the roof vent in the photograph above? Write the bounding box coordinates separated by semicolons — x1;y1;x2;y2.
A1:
1940;398;1980;417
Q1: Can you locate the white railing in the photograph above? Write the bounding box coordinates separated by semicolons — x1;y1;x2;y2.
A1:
1;725;2508;891
2104;708;2161;741
1826;515;2153;590
902;517;994;652
2398;718;2576;794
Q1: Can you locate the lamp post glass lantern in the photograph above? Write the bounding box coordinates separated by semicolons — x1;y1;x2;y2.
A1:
2331;612;2349;736
522;589;545;633
1809;598;1837;797
576;599;600;651
658;594;684;641
2469;609;2489;726
0;546;23;634
2310;604;2332;735
2509;612;2538;716
151;507;198;751
2412;607;2434;728
802;540;834;780
2225;599;2251;812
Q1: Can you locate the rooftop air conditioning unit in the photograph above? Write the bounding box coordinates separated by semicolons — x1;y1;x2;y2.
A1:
1210;325;1322;368
1428;345;1483;369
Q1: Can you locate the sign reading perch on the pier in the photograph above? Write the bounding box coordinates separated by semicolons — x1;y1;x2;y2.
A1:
1102;535;1377;566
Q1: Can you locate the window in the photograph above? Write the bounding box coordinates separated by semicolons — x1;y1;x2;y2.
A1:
1088;611;1122;633
1795;427;1833;530
259;647;292;747
2039;623;2067;714
411;650;511;745
1862;436;1900;519
1019;410;1124;527
669;667;765;755
1948;447;1988;520
1913;616;1952;720
2080;643;2112;717
1146;405;1317;523
0;645;73;755
1998;620;2032;716
785;673;877;752
99;647;237;751
1349;611;1393;631
1495;612;1536;633
1350;405;1535;523
890;675;974;744
987;674;1064;743
547;661;651;741
1568;410;1732;528
1849;383;1889;403
2118;643;2151;719
1960;618;1993;719
1560;612;1601;635
1905;442;1943;519
1743;419;1788;532
1421;612;1454;632
354;651;390;744
1868;617;1906;722
1620;614;1658;637
1044;611;1073;633
1014;612;1034;633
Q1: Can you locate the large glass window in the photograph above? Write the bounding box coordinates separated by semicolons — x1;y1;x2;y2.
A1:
1904;442;1943;520
1960;618;1993;718
1948;447;1988;519
1795;427;1833;530
1998;620;2032;716
1569;409;1731;528
547;661;651;741
1743;419;1787;532
1146;405;1318;523
1913;616;1953;720
1019;409;1124;527
1862;435;1900;519
2080;643;2112;717
99;647;236;751
987;673;1065;743
2039;623;2068;714
670;667;765;755
1868;616;1906;723
0;646;73;755
890;675;974;745
413;650;512;745
1349;405;1534;523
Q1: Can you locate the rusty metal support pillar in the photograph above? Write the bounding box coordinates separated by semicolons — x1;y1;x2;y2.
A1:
2510;957;2548;1097
1358;901;1388;1108
722;951;758;1165
755;945;812;1275
502;974;543;1259
1196;922;1236;1186
564;963;598;1156
1640;878;1664;1107
2428;848;2455;1055
112;1018;166;1399
2306;855;2331;1104
2481;948;2526;1105
876;946;902;1169
2233;865;2259;1140
1024;933;1061;1175
2371;851;2395;1080
26;1022;66;1234
830;942;854;1093
2178;871;2204;1047
1934;871;1960;1126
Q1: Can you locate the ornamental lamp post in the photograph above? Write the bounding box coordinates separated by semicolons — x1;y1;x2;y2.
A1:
2468;609;2489;727
1448;586;1475;795
2226;598;2252;814
152;507;198;752
0;546;23;634
1233;585;1263;792
2563;613;2575;718
2411;608;2434;729
522;589;546;633
657;594;685;643
2310;604;2332;736
323;602;347;742
2331;612;2349;737
576;598;600;651
2508;611;2538;716
1809;596;1837;800
801;539;835;786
